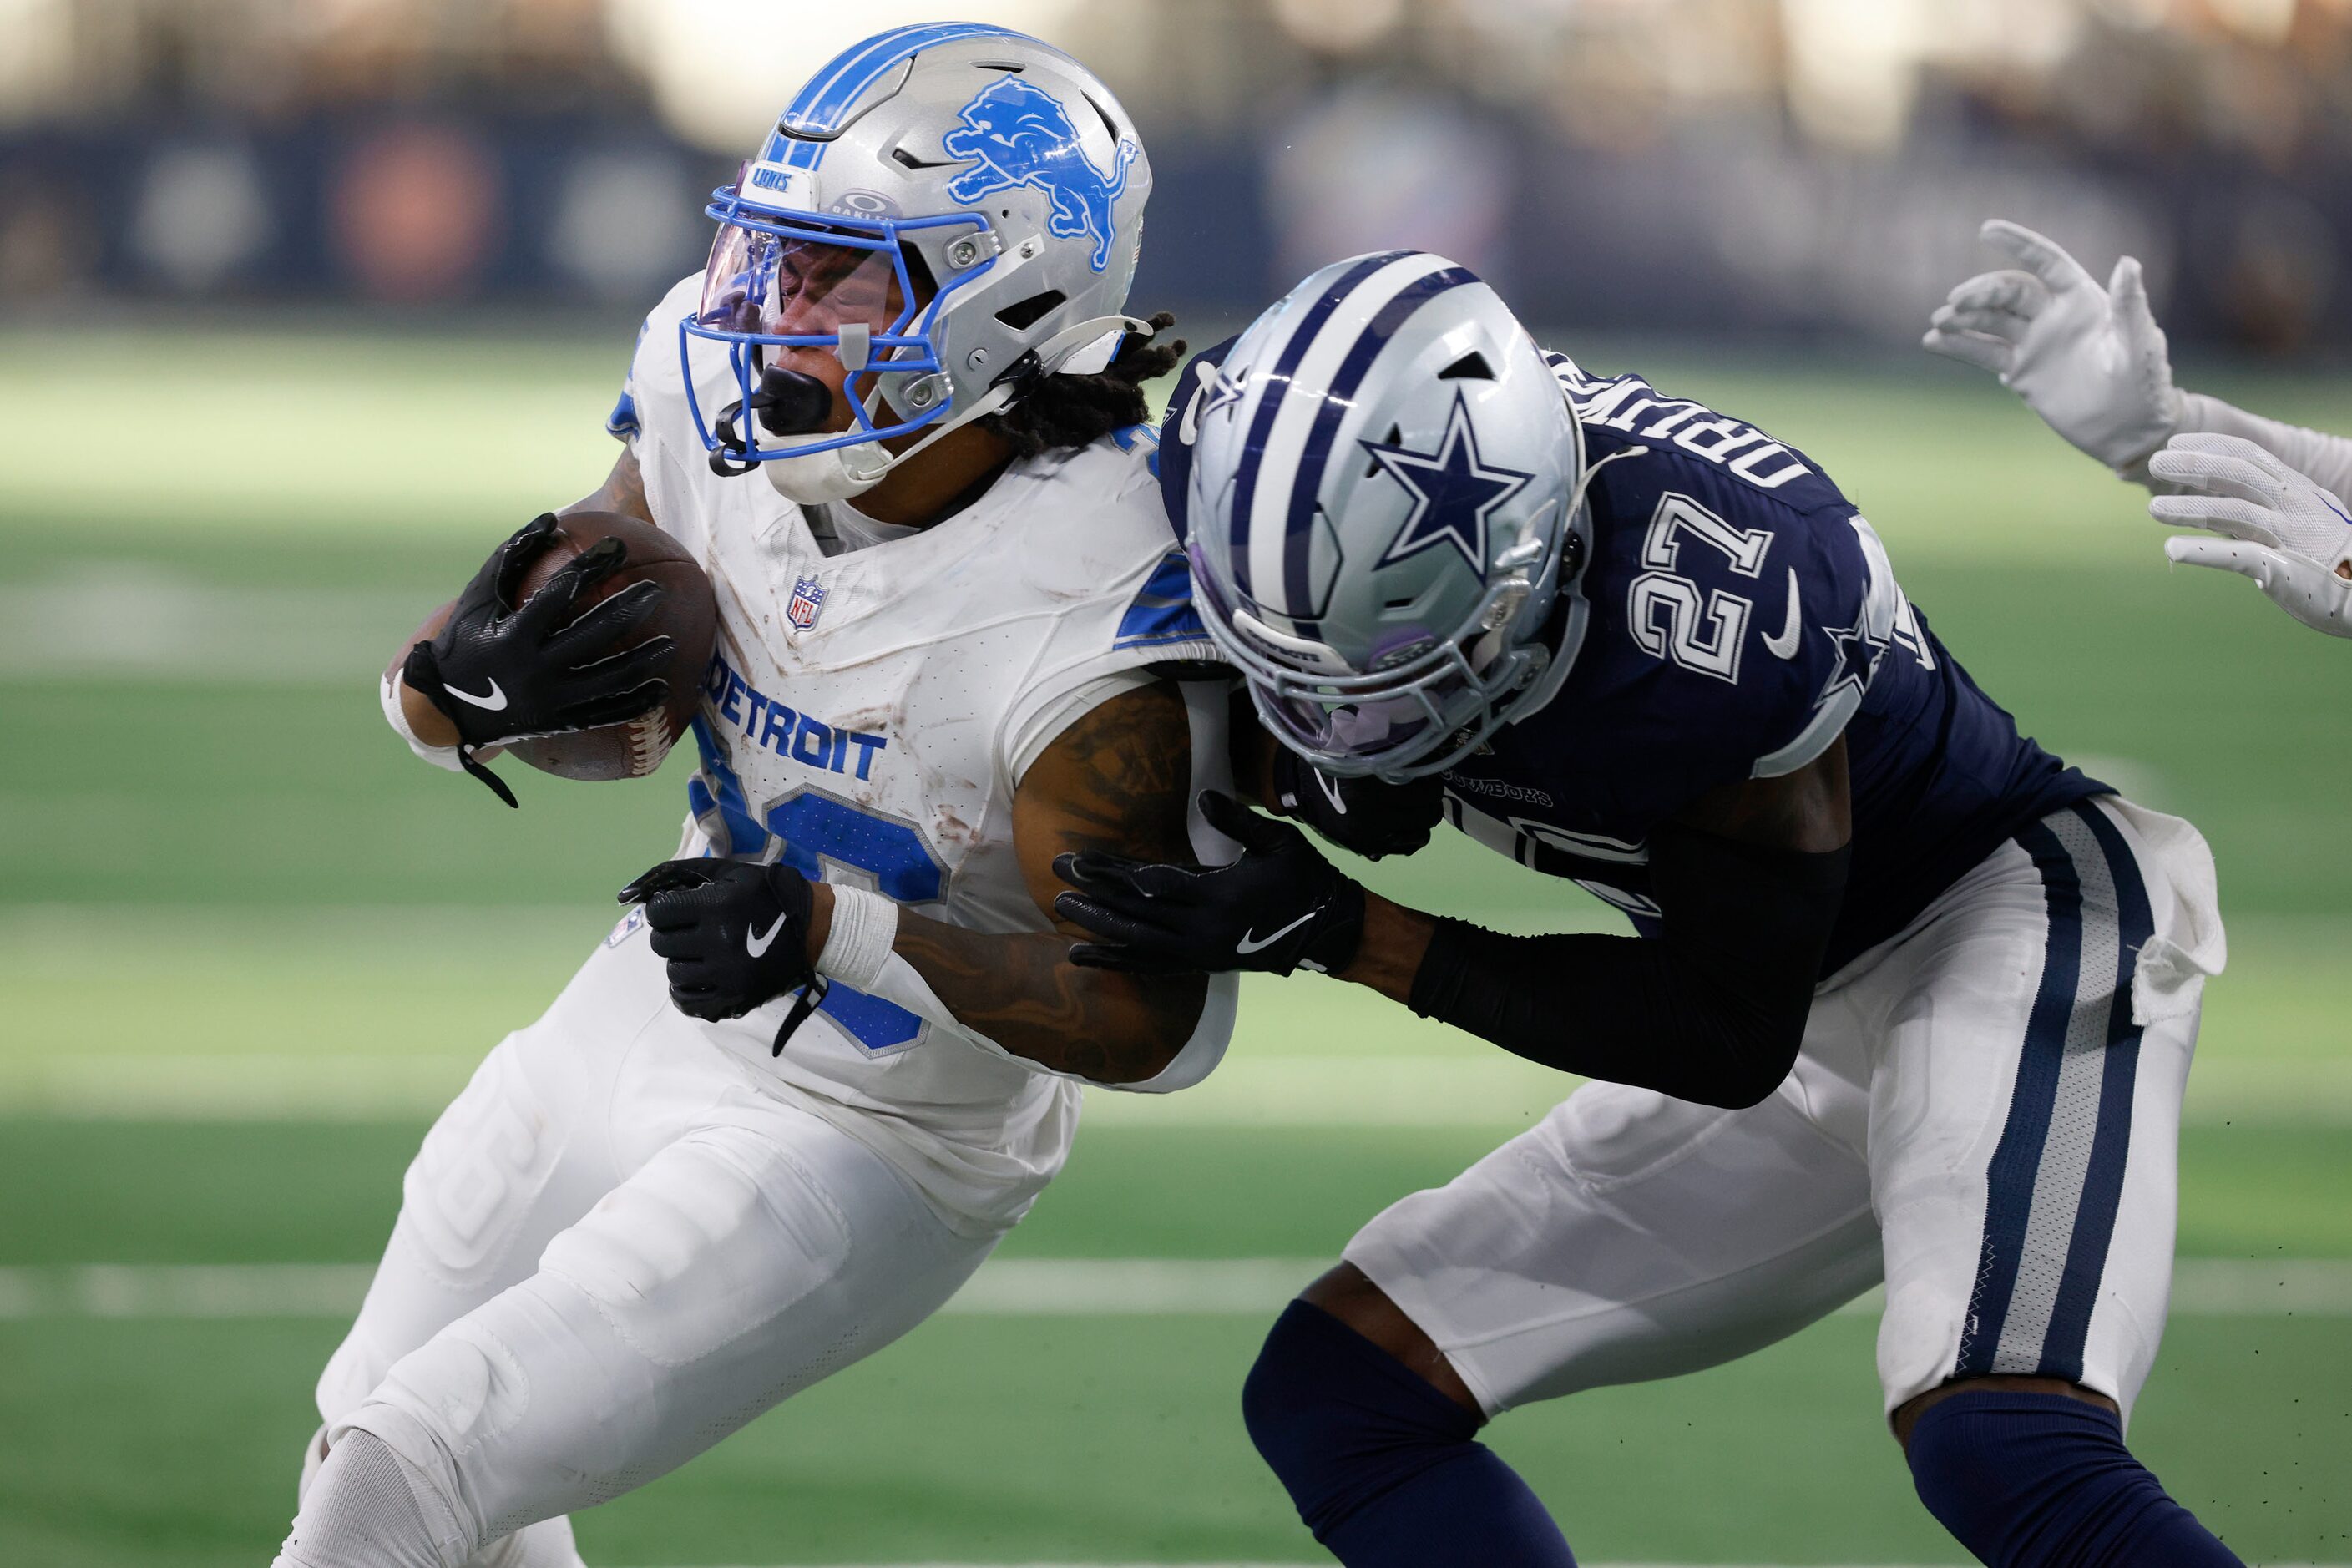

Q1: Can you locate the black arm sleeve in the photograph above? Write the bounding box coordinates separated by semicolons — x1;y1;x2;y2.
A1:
1405;822;1851;1109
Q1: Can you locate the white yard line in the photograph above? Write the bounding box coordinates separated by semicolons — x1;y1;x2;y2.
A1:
4;1051;2347;1127
0;1257;2345;1323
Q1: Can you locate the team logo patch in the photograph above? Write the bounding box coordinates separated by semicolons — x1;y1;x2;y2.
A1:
787;575;827;631
1363;391;1535;574
941;78;1137;272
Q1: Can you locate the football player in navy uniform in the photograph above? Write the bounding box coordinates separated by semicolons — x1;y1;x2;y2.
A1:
1055;252;2238;1567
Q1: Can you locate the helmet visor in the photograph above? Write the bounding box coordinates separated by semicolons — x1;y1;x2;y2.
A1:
695;216;910;344
1260;657;1478;767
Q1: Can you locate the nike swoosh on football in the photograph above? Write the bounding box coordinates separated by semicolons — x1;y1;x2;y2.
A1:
746;912;787;958
1761;569;1803;660
443;677;508;711
1236;910;1317;955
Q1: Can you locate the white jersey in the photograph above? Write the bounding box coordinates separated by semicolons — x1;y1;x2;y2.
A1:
615;274;1222;1232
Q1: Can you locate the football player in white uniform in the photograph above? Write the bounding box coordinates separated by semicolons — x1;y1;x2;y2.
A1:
1925;219;2352;637
276;26;1235;1568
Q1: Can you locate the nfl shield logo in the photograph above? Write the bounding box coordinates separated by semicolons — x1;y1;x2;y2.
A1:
787;575;827;631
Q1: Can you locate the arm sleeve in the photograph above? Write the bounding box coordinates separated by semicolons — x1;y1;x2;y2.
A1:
1406;822;1850;1109
2150;392;2352;505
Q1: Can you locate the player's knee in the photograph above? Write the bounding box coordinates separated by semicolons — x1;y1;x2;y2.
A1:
1906;1385;2240;1566
1243;1299;1480;1538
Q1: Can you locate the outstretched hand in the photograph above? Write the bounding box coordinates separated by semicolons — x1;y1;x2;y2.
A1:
2150;434;2352;639
1052;791;1366;977
1922;220;2180;472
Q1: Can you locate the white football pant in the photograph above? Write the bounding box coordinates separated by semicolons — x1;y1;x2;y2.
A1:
1348;797;2223;1424
281;926;1000;1566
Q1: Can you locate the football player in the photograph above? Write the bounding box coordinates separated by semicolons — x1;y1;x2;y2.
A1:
1055;253;2237;1566
276;26;1238;1568
1926;219;2352;637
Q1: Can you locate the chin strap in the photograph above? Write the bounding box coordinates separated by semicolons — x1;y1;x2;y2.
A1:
840;314;1151;483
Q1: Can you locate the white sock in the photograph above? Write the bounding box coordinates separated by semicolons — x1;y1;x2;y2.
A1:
272;1429;458;1568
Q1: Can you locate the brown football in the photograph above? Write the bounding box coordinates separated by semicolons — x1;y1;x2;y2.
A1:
503;511;716;781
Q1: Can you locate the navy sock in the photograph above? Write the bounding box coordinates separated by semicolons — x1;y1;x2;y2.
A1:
1908;1388;2241;1566
1242;1298;1575;1567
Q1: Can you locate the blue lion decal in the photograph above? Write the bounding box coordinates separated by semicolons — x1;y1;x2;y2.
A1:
941;78;1138;272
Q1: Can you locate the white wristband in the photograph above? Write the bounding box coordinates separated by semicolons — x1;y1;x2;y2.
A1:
380;672;465;774
817;885;900;991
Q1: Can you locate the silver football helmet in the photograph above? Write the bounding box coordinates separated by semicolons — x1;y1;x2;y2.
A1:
1184;251;1593;780
682;22;1153;501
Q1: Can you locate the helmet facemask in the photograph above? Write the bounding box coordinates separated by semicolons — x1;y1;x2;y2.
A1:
1197;504;1577;782
684;181;998;497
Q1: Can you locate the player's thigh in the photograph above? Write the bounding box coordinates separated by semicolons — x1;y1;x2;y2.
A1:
316;921;677;1422
342;1098;996;1543
1871;798;2212;1422
1343;1070;1880;1418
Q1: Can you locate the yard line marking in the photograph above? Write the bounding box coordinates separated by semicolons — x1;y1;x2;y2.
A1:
4;1053;2345;1127
0;1259;2344;1322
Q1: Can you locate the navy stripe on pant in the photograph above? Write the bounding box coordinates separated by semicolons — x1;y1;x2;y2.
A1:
1955;800;2155;1384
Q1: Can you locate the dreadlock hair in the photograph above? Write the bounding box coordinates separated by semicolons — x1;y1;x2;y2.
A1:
983;311;1186;460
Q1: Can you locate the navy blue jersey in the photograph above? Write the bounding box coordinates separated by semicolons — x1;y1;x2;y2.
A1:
1161;339;2105;974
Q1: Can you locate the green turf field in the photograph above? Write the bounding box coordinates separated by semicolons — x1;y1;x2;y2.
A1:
1;326;2347;1565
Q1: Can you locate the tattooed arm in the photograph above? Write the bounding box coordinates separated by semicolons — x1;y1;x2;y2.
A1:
808;680;1212;1085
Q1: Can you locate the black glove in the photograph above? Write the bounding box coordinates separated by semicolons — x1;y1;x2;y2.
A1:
403;513;674;807
1052;791;1366;976
1271;747;1442;860
617;859;826;1055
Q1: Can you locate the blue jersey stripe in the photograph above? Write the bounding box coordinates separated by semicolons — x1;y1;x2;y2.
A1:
1279;266;1476;626
1114;552;1206;648
1227;250;1409;606
2036;801;2154;1383
1955;815;2082;1378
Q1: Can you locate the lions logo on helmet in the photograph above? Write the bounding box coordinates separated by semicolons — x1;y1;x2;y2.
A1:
676;23;1153;497
943;78;1140;272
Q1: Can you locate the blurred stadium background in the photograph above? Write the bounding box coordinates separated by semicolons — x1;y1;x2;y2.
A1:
3;1;2349;1564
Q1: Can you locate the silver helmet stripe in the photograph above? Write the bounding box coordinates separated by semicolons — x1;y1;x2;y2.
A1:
1276;263;1480;633
1223;250;1428;621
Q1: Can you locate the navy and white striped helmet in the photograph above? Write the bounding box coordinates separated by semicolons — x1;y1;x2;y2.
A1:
1185;252;1590;780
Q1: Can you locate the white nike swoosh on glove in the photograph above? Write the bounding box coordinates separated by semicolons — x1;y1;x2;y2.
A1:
1762;569;1803;660
443;677;508;711
1237;910;1316;955
746;912;787;957
1315;770;1348;817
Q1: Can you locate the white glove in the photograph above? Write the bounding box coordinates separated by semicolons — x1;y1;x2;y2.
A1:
2152;432;2352;638
1923;220;2181;472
